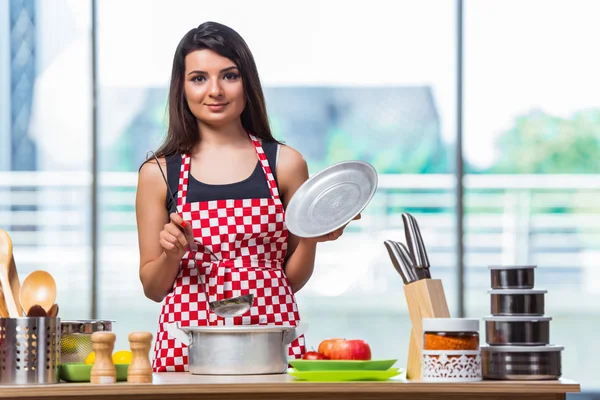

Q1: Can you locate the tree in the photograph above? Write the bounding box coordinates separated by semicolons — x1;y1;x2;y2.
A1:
487;109;600;174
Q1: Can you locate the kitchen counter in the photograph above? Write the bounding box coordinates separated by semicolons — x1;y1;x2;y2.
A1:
0;373;581;400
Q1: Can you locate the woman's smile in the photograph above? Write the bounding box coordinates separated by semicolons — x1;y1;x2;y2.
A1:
205;102;230;112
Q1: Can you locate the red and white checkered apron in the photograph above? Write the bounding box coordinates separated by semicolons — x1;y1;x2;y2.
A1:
152;133;306;372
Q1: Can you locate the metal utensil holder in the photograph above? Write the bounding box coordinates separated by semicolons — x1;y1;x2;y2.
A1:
0;317;61;385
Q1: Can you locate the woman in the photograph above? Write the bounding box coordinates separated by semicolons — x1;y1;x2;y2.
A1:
136;21;357;372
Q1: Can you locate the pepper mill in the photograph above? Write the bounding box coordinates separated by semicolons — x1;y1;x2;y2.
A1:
127;331;153;383
90;331;117;384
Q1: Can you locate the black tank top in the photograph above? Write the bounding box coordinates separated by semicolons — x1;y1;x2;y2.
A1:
165;140;280;214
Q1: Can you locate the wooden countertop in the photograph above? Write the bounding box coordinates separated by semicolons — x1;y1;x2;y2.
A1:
0;373;581;400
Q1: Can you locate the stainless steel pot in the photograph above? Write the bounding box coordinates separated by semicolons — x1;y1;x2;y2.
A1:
489;289;546;316
166;322;308;375
481;345;563;380
489;265;535;289
483;316;551;346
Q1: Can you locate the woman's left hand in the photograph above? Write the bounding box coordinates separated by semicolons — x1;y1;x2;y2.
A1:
304;213;362;244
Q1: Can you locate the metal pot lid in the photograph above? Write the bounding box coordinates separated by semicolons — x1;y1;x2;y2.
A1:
481;344;564;353
487;289;547;294
488;265;537;270
179;324;296;333
482;315;552;322
285;161;378;238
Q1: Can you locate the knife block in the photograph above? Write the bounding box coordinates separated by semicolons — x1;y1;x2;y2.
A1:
403;278;450;380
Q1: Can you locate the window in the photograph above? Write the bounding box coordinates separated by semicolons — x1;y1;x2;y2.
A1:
0;0;93;321
95;0;458;363
464;0;600;389
3;0;595;392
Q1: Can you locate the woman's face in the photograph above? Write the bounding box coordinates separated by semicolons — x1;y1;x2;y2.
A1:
183;49;245;127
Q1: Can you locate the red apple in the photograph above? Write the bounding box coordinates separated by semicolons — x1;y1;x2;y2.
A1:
302;351;329;360
318;338;344;359
328;339;372;360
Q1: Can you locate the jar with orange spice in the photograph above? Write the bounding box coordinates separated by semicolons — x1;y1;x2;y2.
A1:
421;318;482;382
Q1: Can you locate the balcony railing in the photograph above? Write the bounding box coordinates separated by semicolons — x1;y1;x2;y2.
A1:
1;172;599;314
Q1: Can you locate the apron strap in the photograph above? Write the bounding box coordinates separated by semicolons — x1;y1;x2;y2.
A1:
248;133;282;205
179;135;279;206
177;154;191;208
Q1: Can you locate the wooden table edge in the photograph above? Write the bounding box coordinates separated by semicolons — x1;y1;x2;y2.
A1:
0;378;581;398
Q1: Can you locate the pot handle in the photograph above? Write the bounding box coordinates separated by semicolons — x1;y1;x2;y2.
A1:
283;322;309;345
165;322;190;346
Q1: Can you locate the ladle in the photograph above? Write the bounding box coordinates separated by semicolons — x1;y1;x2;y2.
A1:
209;294;254;318
19;270;57;314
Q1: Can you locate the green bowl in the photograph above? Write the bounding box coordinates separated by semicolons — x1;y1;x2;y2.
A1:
59;363;129;382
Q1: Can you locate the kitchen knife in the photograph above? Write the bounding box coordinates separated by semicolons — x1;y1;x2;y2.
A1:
407;214;431;278
396;241;429;281
384;240;413;285
402;213;431;279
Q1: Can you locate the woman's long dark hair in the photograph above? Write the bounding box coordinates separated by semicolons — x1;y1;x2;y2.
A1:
154;21;279;158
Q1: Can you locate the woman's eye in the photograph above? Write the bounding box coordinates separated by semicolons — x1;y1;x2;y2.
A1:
224;73;240;80
192;75;206;82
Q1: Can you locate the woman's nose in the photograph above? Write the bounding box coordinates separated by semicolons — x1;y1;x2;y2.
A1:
208;79;223;97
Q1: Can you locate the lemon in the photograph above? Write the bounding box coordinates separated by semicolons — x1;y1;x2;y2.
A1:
84;350;132;365
84;351;96;365
112;350;133;365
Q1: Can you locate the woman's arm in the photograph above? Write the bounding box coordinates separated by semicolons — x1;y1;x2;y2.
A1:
135;159;189;302
277;145;353;293
277;145;315;293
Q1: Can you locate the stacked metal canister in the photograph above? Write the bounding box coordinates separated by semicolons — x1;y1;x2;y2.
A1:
480;265;564;380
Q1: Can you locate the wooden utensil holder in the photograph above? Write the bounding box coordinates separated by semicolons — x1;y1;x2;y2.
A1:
403;278;451;380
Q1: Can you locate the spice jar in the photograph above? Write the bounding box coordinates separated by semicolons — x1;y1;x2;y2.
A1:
421;318;482;382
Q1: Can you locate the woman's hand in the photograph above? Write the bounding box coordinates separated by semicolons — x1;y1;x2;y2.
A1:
304;213;362;244
159;212;190;260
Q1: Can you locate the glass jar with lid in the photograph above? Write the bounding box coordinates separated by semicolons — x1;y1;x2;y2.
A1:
421;318;482;382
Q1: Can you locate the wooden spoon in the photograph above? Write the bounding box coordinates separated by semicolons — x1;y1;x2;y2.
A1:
26;304;47;317
20;270;57;314
47;303;59;317
9;255;23;315
0;288;9;318
0;229;21;318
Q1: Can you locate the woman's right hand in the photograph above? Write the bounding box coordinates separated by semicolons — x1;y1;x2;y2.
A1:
159;212;190;260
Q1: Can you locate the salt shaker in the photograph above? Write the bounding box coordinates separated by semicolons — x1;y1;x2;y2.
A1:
127;331;153;383
90;331;117;384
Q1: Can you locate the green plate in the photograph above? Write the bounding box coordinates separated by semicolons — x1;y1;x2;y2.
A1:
59;363;129;382
288;359;397;371
288;368;402;382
